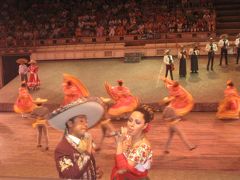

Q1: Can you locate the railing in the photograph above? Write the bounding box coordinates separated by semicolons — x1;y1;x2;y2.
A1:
0;32;216;50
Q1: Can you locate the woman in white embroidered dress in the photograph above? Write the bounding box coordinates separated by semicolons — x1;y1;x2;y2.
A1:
99;104;154;180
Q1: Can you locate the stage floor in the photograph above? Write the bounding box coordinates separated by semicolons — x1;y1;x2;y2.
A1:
0;56;240;107
0;112;240;179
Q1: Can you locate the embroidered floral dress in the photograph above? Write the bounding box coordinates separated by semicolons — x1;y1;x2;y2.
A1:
111;143;152;180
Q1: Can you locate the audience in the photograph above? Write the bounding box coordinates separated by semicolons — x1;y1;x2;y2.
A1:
0;0;215;46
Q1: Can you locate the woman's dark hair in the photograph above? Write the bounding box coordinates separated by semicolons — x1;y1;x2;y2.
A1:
173;81;179;87
135;104;154;123
67;81;72;86
65;114;87;129
227;81;234;87
21;83;27;88
118;81;123;86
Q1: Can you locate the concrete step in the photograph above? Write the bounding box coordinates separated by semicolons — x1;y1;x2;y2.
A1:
215;4;240;10
216;29;240;36
215;0;240;5
216;10;240;17
216;22;240;29
217;16;240;23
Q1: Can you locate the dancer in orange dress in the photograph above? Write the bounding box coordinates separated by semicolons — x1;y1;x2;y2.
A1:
216;80;240;120
14;82;36;117
161;77;194;116
105;80;138;117
62;73;89;106
28;60;40;90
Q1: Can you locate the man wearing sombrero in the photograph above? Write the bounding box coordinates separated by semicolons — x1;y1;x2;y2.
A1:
205;37;218;71
16;58;28;83
235;33;240;64
49;98;104;179
30;98;49;151
163;49;174;80
218;34;229;66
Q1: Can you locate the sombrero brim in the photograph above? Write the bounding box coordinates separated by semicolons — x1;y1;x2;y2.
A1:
16;58;28;64
49;98;105;131
164;49;170;54
28;60;37;64
33;99;48;103
220;34;228;39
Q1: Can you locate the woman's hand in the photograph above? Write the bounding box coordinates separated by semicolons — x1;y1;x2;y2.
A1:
117;169;127;175
116;127;128;154
96;166;103;179
116;127;128;143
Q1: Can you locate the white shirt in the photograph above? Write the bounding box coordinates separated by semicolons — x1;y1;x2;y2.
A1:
235;38;240;47
205;43;218;52
218;39;229;48
18;64;28;74
189;48;200;55
67;133;95;148
163;55;174;65
67;134;80;145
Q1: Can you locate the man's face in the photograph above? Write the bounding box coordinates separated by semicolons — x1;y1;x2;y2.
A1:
68;116;88;138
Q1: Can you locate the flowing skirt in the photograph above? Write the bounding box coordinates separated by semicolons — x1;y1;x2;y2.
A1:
108;96;138;116
28;73;40;88
14;96;36;113
170;90;194;116
216;96;240;119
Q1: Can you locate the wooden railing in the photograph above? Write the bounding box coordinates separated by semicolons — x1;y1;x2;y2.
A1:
0;32;215;49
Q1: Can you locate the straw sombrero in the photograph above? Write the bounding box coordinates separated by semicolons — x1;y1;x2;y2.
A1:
33;98;48;104
49;97;105;131
28;60;37;64
220;34;228;39
16;58;28;64
164;49;170;55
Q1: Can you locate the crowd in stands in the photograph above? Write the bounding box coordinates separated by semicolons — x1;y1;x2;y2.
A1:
0;0;215;46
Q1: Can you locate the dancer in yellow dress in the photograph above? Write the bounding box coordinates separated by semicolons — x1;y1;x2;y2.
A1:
216;80;240;120
31;98;50;150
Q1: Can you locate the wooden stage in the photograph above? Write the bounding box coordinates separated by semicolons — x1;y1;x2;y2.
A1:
1;112;240;180
1;56;240;112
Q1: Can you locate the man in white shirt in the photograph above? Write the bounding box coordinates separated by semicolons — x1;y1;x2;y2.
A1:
163;49;174;80
205;37;218;71
235;33;240;64
218;34;229;66
17;58;28;83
